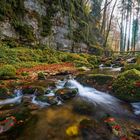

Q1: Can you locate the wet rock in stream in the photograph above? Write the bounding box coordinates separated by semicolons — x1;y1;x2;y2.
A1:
36;95;58;105
55;88;78;101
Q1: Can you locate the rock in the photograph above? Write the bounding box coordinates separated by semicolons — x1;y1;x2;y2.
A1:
76;74;114;86
78;66;90;71
36;95;58;105
22;86;45;96
104;60;112;67
127;57;136;64
37;72;47;80
0;88;13;100
112;69;140;102
24;0;46;16
89;74;114;85
79;119;111;140
72;98;95;116
55;88;78;100
132;129;140;136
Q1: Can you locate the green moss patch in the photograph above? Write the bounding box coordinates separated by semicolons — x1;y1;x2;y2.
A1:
112;69;140;102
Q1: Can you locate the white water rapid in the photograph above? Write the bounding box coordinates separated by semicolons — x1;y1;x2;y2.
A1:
63;79;129;114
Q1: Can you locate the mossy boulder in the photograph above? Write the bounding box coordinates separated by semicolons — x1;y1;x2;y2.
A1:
0;88;13;99
79;119;111;140
123;64;140;71
0;65;16;79
104;60;112;67
55;88;78;100
72;98;95;116
112;69;140;102
77;74;114;86
22;86;45;95
90;74;114;85
36;95;58;105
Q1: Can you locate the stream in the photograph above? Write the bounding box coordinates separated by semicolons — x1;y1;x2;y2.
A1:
0;70;140;140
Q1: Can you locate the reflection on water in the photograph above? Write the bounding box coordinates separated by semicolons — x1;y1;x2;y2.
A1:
17;104;88;140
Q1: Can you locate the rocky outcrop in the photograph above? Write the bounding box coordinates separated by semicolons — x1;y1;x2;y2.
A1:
0;0;103;53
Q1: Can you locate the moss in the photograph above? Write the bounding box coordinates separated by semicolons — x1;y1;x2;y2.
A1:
112;69;140;102
88;74;114;85
12;21;35;42
89;45;104;55
0;65;16;79
137;55;140;64
0;43;99;69
40;16;52;37
0;87;13;99
22;86;45;95
123;64;140;71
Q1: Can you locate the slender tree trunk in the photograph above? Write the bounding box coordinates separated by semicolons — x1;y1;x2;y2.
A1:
127;9;132;51
103;0;117;48
123;10;129;51
100;0;108;35
120;0;124;52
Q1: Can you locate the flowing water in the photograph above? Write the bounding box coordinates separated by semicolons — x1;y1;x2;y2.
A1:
0;79;138;115
0;73;140;140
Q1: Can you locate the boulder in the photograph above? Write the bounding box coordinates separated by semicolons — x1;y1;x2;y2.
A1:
0;88;13;99
112;69;140;102
76;74;114;87
79;119;111;140
36;95;58;105
72;98;95;116
55;88;78;100
22;86;45;96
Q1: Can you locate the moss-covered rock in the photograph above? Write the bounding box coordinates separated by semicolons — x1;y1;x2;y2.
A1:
0;87;13;99
112;69;140;102
55;88;78;100
36;95;58;105
22;86;45;95
77;74;114;86
123;64;140;71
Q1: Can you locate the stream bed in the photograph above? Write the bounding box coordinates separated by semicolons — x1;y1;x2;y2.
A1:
0;69;140;140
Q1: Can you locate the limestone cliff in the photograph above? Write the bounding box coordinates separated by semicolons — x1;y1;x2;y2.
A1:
0;0;103;54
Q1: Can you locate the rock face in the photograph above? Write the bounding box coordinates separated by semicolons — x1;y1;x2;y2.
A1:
24;0;46;16
0;20;18;39
0;0;103;53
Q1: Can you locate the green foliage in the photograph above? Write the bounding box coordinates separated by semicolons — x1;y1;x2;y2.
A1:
0;43;99;69
21;72;29;76
41;16;52;37
112;69;140;102
0;65;16;78
89;45;104;55
124;64;140;71
12;21;35;41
